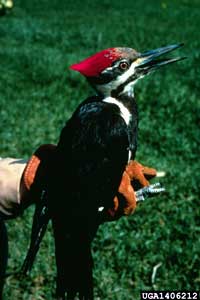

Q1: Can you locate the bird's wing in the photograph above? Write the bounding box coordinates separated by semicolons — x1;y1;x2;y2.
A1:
50;100;130;299
57;100;130;215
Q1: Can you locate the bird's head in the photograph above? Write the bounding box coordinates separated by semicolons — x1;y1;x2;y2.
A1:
70;44;185;97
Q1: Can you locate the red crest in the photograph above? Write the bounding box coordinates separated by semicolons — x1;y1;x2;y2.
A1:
70;48;124;77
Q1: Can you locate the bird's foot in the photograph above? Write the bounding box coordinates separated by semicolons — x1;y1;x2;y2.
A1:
135;182;165;202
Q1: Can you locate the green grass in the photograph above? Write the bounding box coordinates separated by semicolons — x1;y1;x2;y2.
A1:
0;0;199;299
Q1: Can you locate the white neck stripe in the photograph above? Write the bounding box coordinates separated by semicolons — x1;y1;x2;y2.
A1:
103;97;131;125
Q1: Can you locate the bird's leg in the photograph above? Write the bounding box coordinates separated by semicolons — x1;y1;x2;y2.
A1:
20;190;50;275
98;179;165;222
135;183;165;202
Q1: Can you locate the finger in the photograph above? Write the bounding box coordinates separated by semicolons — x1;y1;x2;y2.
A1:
142;166;157;178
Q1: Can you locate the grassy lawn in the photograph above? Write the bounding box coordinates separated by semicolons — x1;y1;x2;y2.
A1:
0;0;199;299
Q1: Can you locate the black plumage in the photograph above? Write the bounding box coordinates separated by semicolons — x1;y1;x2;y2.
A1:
1;44;183;299
48;95;138;299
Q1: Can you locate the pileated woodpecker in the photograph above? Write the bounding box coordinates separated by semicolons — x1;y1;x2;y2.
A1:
45;44;184;300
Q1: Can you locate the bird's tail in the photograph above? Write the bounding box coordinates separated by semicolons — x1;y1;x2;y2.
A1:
52;216;96;300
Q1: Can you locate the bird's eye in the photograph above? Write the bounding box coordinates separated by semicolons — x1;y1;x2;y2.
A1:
119;61;129;70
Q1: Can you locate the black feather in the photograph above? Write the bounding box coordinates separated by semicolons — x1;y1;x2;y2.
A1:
48;94;138;299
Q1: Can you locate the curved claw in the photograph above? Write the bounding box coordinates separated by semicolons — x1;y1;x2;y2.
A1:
135;183;165;202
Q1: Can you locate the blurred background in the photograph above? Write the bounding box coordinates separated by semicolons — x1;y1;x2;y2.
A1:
0;0;199;299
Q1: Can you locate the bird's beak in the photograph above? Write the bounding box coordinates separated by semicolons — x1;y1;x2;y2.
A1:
135;43;186;74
